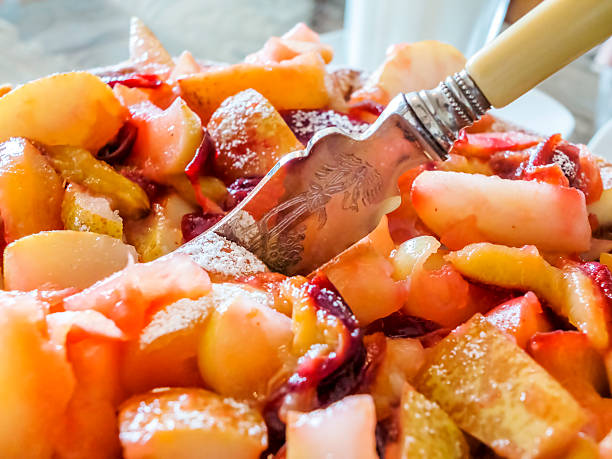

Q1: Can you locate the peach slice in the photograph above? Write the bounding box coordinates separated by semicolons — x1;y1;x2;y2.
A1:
398;385;469;459
197;292;293;399
412;171;591;253
119;388;267;459
63;253;211;337
447;243;611;350
127;97;203;183
0;72;127;152
122;283;273;394
208;89;304;183
0;291;75;457
179;51;329;123
0;138;63;242
318;216;402;325
286;394;378;459
485;291;551;349
350;41;466;106
416;314;587;458
4;230;137;291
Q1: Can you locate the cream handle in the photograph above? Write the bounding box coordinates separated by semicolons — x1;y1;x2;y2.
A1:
467;0;612;108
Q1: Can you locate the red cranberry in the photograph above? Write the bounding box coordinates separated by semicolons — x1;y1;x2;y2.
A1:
180;212;223;242
224;176;263;210
101;72;162;89
96;122;137;163
119;168;167;202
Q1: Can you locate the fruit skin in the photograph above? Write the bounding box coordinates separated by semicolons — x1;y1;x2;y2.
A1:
350;41;466;106
197;292;293;400
0;72;127;151
411;170;591;253
127;97;204;184
485;291;551;349
447;243;611;350
286;394;378;459
0;291;75;458
44;144;150;219
61;183;123;239
3;230;137;291
119;388;267;459
416;314;587;459
63;253;211;337
0;138;63;242
318;215;403;325
398;385;469;459
178;51;329;124
208;89;304;183
451;131;541;158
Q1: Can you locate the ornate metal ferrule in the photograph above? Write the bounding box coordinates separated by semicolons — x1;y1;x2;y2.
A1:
403;69;491;158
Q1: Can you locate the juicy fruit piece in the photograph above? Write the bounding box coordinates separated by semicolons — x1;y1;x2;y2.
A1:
0;84;11;98
318;216;403;325
63;253;211;337
286;394;378;459
127;97;204;183
44;144;150;219
61;183;123;239
0;138;63;242
169;51;202;81
412;171;591;253
119;388;267;459
588;163;612;226
447;243;611;350
398;385;469;459
0;292;75;457
368;337;426;419
208;89;304;183
122;283;273;394
0;72;127;151
179;51;329;123
416;314;587;458
391;235;441;280
350;41;465;106
55;338;123;459
3;230;137;291
198;293;293;399
125;193;196;262
451;131;541;158
485;292;551;349
129;17;173;71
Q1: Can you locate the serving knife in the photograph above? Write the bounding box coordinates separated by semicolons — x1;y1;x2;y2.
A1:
177;0;612;276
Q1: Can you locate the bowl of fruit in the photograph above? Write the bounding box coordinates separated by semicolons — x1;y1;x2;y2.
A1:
0;16;611;459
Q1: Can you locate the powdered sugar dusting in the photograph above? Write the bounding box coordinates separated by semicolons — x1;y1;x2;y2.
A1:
176;231;267;281
282;109;369;145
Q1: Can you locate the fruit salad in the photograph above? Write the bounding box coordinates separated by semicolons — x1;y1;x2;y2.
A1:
1;17;611;459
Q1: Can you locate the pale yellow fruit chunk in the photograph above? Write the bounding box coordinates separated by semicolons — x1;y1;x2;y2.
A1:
62;183;123;239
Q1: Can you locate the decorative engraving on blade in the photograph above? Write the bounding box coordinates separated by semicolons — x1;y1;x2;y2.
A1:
220;152;383;273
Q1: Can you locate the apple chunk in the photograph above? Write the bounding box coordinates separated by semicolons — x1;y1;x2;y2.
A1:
286;394;378;459
411;171;591;253
416;314;587;459
119;388;267;459
0;72;127;151
4;230;137;291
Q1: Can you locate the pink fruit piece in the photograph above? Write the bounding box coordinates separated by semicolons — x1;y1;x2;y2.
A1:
580;262;612;306
411;170;591;253
181;211;224;242
63;253;211;338
280;109;369;145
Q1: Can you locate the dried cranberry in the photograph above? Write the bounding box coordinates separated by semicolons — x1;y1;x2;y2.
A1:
580;261;612;306
224;176;263;210
180;212;223;242
96;122;138;163
375;416;399;459
280;109;369;145
185;130;216;181
101;72;162;89
365;311;442;338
